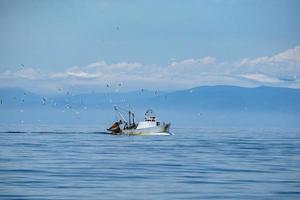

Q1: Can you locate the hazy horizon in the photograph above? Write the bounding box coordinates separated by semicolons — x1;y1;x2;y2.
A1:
1;85;300;128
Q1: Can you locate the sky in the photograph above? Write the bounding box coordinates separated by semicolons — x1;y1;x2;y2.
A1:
0;0;300;94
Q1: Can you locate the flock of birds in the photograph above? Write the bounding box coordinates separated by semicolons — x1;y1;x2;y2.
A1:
1;62;159;107
0;78;163;124
1;56;201;124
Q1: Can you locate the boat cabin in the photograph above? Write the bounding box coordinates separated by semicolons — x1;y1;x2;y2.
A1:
145;116;156;122
136;109;160;129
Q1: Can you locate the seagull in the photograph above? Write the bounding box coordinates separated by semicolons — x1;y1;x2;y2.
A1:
42;97;47;105
21;64;25;68
66;104;71;109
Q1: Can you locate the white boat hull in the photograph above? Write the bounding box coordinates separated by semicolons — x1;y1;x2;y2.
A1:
122;123;171;136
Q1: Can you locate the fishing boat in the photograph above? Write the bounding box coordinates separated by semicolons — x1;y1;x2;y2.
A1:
107;106;171;135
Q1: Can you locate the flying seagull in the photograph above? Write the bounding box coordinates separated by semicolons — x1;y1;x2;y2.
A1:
42;97;47;105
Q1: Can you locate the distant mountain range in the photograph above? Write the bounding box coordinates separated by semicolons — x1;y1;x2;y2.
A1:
146;86;300;113
1;86;300;113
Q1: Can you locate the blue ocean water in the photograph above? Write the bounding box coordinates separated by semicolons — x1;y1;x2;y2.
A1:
0;126;300;199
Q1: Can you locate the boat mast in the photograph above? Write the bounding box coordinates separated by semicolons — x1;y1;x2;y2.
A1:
114;105;135;126
128;111;131;126
132;113;135;124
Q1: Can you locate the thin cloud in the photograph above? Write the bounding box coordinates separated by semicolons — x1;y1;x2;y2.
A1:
170;56;216;67
0;46;300;93
239;46;300;67
240;74;282;83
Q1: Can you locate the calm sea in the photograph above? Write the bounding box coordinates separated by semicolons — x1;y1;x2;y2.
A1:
0;125;300;199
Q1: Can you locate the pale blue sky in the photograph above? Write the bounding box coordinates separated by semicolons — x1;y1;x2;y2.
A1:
0;0;300;93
